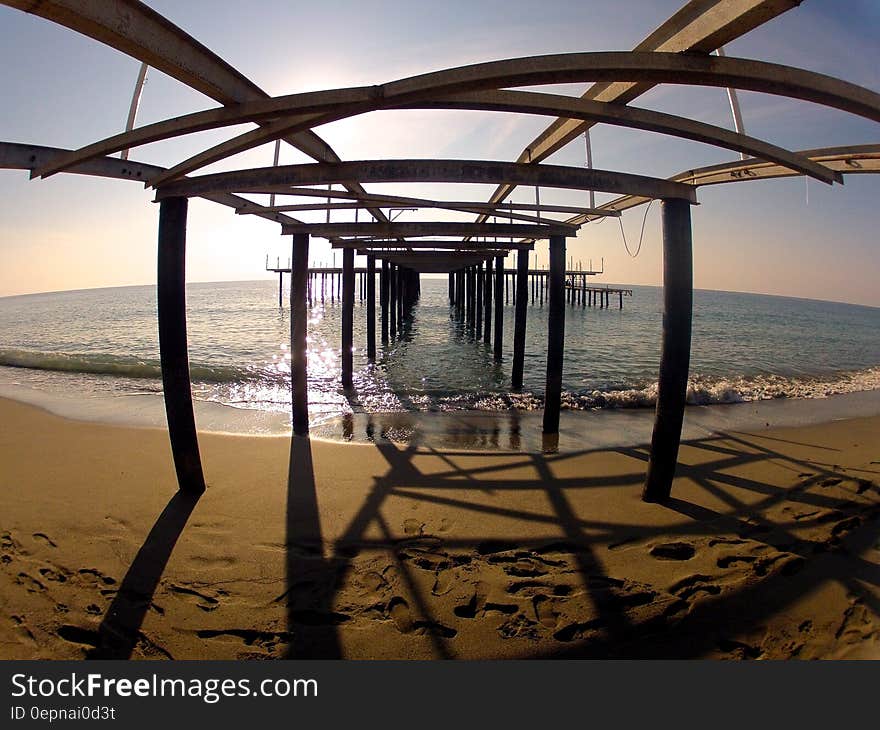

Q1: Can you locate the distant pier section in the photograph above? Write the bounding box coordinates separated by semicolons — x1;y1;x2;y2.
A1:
266;255;633;310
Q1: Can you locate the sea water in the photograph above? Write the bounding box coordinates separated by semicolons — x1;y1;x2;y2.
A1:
0;279;878;440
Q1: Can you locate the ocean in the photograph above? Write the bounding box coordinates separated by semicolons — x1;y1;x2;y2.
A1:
1;278;879;441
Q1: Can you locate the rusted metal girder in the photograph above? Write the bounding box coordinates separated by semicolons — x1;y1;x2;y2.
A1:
35;53;880;186
0;141;301;227
155;159;697;203
280;222;574;240
1;0;390;224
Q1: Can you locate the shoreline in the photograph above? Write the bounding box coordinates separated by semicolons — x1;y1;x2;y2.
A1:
2;375;880;450
1;395;878;659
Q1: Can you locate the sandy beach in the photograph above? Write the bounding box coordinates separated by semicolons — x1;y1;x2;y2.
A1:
0;395;877;660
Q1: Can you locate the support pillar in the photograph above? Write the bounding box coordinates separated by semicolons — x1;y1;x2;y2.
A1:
367;255;376;361
342;248;354;389
290;233;310;436
389;263;397;339
483;258;492;344
380;260;389;344
644;198;694;502
475;262;483;339
511;248;529;389
157;197;205;493
493;255;504;362
542;235;566;435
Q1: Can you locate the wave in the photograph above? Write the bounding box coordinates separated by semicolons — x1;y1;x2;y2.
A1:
2;347;878;414
0;348;252;384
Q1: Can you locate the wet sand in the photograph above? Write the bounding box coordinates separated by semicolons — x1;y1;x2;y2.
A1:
1;395;878;659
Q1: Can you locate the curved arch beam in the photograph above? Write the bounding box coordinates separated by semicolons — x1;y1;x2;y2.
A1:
569;144;880;224
154;159;697;203
35;52;875;185
3;0;393;225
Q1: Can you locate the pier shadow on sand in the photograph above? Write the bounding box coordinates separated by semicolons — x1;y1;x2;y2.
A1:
280;416;879;659
81;490;201;659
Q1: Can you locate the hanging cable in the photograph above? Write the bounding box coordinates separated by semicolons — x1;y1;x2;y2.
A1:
617;199;655;258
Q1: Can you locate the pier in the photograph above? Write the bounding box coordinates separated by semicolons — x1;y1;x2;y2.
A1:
4;0;878;512
267;256;631;310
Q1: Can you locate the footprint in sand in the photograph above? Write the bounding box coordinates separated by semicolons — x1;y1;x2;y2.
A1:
532;595;559;629
39;566;69;583
16;573;46;593
403;519;425;536
78;569;116;586
669;574;721;601
650;542;696;560
32;533;57;548
388;597;414;633
168;584;222;612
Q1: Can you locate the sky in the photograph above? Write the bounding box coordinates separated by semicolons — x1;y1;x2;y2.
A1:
0;0;878;305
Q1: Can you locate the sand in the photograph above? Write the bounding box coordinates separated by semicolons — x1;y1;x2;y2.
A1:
0;395;878;660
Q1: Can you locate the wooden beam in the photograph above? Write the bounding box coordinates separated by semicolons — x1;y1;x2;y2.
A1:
156;159;697;203
156;197;205;493
643;199;694;502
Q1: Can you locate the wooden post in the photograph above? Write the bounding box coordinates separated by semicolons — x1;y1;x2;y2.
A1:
619;290;624;309
291;233;310;436
511;249;529;389
342;249;355;388
380;259;389;344
494;255;504;361
483;258;492;344
543;235;566;435
278;271;283;308
157;197;205;493
644;198;694;503
367;255;376;361
448;272;454;304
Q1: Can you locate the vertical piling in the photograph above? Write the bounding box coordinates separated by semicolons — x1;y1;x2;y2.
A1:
643;198;694;503
367;255;376;361
542;235;566;435
511;249;529;389
290;233;310;436
494;255;504;362
157;196;205;493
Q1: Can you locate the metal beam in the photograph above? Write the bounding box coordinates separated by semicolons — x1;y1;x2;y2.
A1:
32;50;880;182
156;159;697;203
481;0;804;213
1;0;391;224
570;144;880;224
281;222;574;239
0;141;301;227
331;240;533;250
